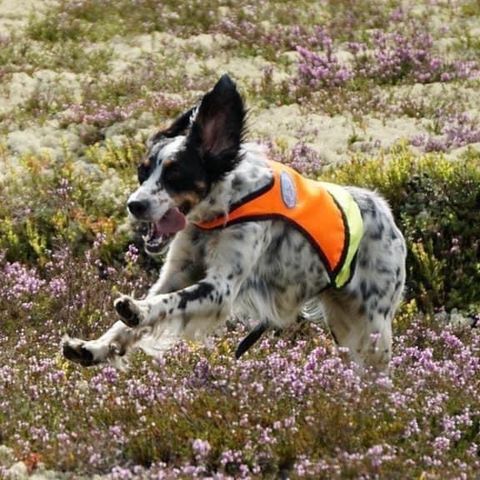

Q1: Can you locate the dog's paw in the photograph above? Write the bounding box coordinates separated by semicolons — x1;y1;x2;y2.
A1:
62;335;101;367
114;295;146;327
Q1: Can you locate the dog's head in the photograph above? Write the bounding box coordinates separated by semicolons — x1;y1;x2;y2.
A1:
127;74;246;254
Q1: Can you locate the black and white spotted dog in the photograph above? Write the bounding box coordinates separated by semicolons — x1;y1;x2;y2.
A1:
63;75;406;371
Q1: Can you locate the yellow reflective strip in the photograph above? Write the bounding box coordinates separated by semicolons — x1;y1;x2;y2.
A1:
320;182;364;288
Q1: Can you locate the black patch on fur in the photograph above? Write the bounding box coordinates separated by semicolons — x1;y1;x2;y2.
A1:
161;152;209;203
360;279;369;300
378;306;390;318
231;230;244;241
270;228;284;252
232;176;244;189
63;343;97;367
376;264;392;275
369;222;385;240
370;284;381;298
151;107;196;142
115;298;140;327
140;116;195;184
230;260;243;276
177;282;214;310
359;256;369;269
244;278;268;298
137;155;157;184
363;195;376;213
191;228;202;244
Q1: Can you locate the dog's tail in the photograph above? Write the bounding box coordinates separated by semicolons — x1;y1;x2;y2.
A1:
235;322;268;359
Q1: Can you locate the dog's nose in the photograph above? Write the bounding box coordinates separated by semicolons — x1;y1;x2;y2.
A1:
128;200;149;217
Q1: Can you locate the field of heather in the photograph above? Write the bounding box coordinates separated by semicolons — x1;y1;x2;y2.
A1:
1;1;480;478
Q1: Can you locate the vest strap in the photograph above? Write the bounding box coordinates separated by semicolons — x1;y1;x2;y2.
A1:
193;161;363;288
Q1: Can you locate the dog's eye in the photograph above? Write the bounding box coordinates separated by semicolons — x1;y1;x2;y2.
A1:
165;164;181;179
162;163;185;190
137;154;158;184
137;163;150;184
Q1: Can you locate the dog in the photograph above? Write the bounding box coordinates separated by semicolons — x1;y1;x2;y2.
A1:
63;74;406;371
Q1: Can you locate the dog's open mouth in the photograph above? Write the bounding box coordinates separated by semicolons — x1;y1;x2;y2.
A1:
143;207;186;254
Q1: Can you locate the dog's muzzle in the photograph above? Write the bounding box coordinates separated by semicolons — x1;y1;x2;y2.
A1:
142;207;187;254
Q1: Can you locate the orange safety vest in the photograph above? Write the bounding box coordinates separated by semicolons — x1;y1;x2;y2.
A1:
194;160;364;288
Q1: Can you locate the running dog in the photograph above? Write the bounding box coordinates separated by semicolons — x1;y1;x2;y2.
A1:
63;74;406;371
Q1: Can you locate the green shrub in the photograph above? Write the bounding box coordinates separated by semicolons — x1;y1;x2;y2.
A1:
0;142;143;265
321;145;480;312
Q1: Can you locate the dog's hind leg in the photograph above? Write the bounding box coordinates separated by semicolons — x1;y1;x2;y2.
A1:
319;187;406;372
319;235;406;371
319;289;393;371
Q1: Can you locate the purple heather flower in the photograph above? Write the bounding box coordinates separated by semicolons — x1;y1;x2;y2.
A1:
192;439;211;459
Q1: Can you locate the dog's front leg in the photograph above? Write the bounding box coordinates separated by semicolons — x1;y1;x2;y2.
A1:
146;229;204;297
62;321;152;367
63;231;201;366
114;279;230;330
114;224;266;341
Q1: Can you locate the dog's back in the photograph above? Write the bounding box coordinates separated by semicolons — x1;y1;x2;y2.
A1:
210;153;406;370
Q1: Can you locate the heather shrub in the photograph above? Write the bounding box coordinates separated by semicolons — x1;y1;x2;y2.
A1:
1;1;480;477
2;308;480;479
27;0;230;42
0;36;112;76
412;111;480;152
26;0;327;45
320;145;480;312
295;27;478;98
349;28;478;85
0;237;154;337
0;143;143;264
323;0;395;37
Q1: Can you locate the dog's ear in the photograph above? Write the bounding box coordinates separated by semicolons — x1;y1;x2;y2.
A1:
149;107;196;145
187;74;246;181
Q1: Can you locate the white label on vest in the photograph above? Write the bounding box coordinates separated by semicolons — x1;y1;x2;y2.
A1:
280;171;296;208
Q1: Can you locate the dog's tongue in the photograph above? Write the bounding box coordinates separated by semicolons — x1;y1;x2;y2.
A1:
154;207;186;235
